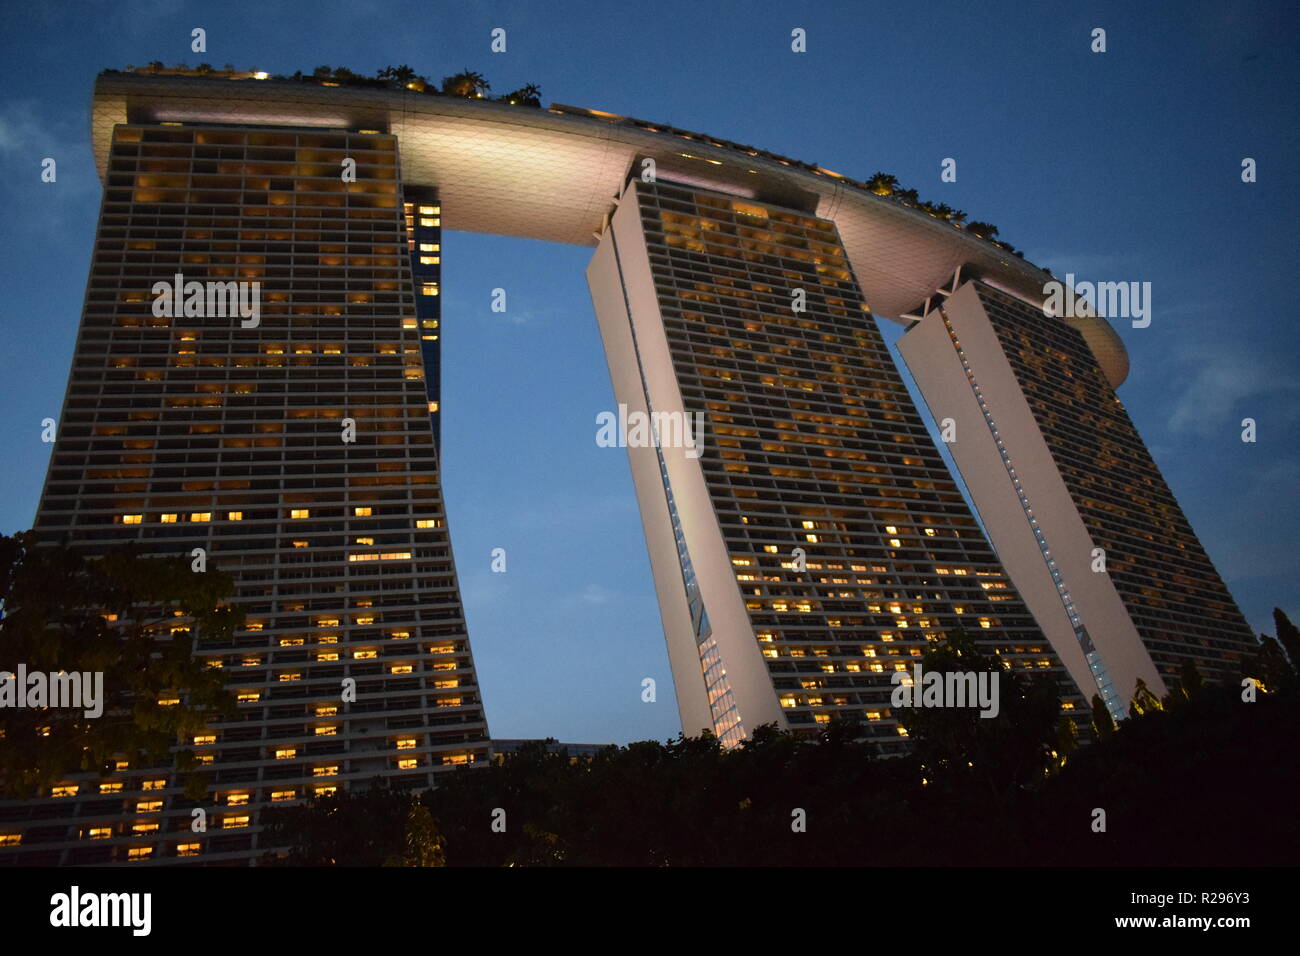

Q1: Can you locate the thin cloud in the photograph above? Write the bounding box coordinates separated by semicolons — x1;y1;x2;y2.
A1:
1164;343;1300;436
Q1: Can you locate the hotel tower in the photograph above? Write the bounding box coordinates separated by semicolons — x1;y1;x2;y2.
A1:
0;68;1257;864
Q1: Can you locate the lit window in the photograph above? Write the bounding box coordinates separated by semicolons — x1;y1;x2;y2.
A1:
87;827;113;840
132;822;160;834
396;738;417;750
100;782;123;794
157;696;180;707
226;793;249;806
227;511;243;521
313;766;339;777
271;790;296;802
353;649;377;660
315;725;338;736
176;843;201;856
192;734;216;745
137;800;163;813
52;784;79;798
290;509;310;519
354;507;372;516
275;748;297;760
419;256;439;265
237;691;260;703
316;705;338;717
390;664;413;675
189;512;211;522
418;243;439;252
222;816;249;829
160;513;178;523
314;785;338;797
397;758;418;770
123;514;143;525
415;519;438;528
420;283;438;296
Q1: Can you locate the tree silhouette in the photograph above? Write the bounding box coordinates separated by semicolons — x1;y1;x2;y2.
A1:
1090;694;1116;738
501;83;542;107
0;532;242;799
1129;677;1164;718
442;69;490;97
865;172;898;196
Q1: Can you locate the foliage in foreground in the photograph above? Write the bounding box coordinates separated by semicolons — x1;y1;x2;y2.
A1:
0;532;242;799
264;624;1300;866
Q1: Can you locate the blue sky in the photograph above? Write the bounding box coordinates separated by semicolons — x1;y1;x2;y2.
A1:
0;0;1296;745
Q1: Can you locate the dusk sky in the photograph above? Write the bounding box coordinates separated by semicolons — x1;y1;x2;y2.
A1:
0;0;1296;746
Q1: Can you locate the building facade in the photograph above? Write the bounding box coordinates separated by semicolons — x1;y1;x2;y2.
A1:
0;122;487;865
0;69;1259;863
588;179;1087;746
898;278;1256;707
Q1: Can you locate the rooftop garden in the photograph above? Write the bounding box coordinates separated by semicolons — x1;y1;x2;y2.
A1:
104;63;544;108
100;63;1037;270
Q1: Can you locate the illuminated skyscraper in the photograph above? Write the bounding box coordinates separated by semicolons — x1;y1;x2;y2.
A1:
898;278;1257;708
0;68;1258;863
587;179;1086;745
1;120;487;865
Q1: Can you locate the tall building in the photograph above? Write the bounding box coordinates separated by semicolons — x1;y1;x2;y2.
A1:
0;68;1257;862
587;178;1086;745
0;120;487;865
898;277;1257;706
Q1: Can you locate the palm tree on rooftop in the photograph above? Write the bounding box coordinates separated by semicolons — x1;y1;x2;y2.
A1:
502;83;542;107
966;221;999;240
865;172;898;196
442;69;490;98
379;65;418;88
